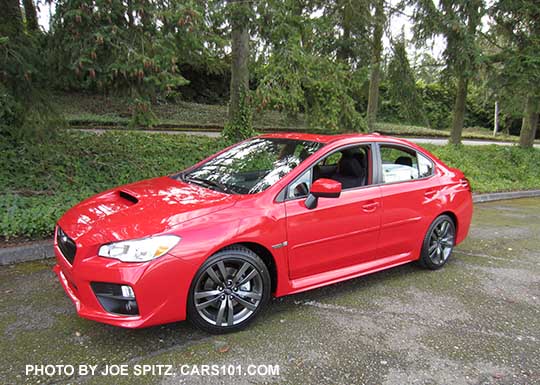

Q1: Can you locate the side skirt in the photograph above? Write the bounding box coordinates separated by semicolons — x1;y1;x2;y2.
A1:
283;252;415;296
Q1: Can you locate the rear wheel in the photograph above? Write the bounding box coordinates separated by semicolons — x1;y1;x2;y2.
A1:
187;246;271;334
419;215;455;270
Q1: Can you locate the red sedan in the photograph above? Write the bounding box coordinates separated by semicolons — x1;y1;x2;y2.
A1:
53;133;473;333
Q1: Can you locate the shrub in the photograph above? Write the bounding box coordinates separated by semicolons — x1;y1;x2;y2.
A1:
0;132;225;240
1;132;539;240
425;144;540;193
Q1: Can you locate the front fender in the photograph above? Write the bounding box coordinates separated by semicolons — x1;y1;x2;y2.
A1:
167;200;290;296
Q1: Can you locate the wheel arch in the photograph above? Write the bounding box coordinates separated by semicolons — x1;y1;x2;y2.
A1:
214;242;278;294
438;210;458;234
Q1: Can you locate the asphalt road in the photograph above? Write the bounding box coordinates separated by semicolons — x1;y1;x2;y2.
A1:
408;137;540;148
73;128;540;147
1;197;539;384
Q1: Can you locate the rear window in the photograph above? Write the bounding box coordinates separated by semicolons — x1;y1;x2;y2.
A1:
379;145;433;183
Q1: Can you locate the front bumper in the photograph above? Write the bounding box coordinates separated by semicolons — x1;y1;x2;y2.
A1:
53;235;199;328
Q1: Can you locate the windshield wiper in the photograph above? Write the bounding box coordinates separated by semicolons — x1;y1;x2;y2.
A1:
183;176;235;194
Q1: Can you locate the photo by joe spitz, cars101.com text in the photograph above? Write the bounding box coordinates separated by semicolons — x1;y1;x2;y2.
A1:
53;133;472;334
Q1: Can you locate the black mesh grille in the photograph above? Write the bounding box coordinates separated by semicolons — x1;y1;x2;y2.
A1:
57;227;76;264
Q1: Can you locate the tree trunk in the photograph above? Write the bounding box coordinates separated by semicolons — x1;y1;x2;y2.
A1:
23;0;39;32
366;0;384;131
337;0;353;62
127;0;134;28
0;0;23;37
503;116;510;135
228;0;250;126
449;75;468;145
493;100;499;136
519;95;539;148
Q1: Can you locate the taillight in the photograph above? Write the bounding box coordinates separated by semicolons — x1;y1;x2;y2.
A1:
460;177;471;191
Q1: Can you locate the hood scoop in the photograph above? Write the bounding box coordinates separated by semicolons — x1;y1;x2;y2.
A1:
118;190;139;205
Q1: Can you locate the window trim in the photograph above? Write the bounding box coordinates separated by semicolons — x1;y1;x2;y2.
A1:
277;142;377;202
416;151;436;179
286;168;313;201
374;142;436;186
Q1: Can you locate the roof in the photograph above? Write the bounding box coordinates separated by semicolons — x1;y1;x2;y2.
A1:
257;132;434;158
259;132;384;144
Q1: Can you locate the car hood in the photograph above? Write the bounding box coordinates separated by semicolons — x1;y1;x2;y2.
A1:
58;176;238;245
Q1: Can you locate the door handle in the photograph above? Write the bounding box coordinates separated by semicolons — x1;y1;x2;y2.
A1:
362;201;379;212
424;189;437;198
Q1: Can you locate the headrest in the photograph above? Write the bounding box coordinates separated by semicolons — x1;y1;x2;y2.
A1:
338;154;364;177
395;156;413;167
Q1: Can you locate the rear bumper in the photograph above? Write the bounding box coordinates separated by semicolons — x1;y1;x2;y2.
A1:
455;190;473;245
53;242;199;328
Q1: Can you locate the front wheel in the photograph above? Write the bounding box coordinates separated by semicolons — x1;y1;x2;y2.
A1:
187;246;271;334
419;215;455;270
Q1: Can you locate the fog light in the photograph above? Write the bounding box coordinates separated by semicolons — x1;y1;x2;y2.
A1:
91;282;139;316
121;285;135;299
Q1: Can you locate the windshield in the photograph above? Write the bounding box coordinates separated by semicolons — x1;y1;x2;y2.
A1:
174;138;324;194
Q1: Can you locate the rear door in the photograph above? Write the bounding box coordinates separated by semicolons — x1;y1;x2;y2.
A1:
376;143;441;259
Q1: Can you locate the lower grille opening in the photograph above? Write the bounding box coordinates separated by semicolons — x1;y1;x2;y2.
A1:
91;282;139;316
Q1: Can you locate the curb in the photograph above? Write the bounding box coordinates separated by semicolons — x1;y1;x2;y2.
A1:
0;240;54;265
2;190;540;266
472;189;540;203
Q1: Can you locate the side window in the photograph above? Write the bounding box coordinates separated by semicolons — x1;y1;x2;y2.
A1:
287;169;312;199
323;152;341;166
380;145;419;183
286;144;372;199
417;153;434;178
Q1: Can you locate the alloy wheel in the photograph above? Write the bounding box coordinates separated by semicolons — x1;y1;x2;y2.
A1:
428;219;455;265
193;259;263;327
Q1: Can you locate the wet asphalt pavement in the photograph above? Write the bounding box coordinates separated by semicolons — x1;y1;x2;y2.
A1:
1;197;539;385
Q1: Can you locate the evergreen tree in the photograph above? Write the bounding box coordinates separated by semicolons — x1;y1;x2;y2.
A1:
489;0;540;148
224;0;254;141
0;0;23;37
409;0;485;144
1;0;58;138
23;0;40;33
253;0;367;132
366;0;385;131
387;37;427;126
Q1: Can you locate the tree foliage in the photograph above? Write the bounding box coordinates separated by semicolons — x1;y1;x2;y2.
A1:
0;0;61;139
254;0;367;132
386;36;427;126
0;0;538;140
224;0;254;141
409;0;485;143
488;0;540;147
366;0;385;131
49;0;197;95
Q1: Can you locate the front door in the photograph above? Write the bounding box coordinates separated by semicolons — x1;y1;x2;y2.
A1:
284;144;382;280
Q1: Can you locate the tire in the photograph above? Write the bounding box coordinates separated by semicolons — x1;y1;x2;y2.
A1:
419;214;456;270
187;246;271;334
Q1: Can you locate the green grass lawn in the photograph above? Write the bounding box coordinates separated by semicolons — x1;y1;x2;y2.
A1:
1;130;539;241
54;92;306;129
54;92;525;142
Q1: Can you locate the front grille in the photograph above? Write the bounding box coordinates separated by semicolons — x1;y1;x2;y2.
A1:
57;227;76;264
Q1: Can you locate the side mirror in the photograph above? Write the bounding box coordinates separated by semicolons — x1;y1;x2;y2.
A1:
305;178;342;209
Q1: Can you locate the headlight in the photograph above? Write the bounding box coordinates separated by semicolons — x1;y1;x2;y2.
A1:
98;235;181;262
